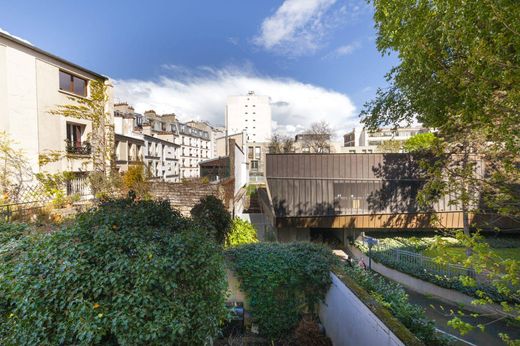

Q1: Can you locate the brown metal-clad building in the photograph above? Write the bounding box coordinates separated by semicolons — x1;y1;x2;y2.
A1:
263;153;491;241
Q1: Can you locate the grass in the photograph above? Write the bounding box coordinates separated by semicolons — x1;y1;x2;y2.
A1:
370;235;520;265
423;246;520;263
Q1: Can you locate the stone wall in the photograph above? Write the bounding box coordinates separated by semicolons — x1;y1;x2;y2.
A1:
149;181;225;216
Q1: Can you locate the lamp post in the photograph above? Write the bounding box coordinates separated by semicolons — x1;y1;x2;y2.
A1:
363;236;379;270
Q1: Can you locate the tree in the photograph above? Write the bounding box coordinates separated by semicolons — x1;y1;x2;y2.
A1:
190;195;232;245
0;132;31;203
300;121;333;153
49;80;114;175
363;0;520;340
268;134;295;154
377;139;402;153
402;133;436;153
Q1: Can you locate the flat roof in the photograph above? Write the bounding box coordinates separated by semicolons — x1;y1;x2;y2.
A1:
0;31;107;80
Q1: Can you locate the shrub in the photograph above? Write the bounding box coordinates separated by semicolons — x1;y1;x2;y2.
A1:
122;164;150;197
226;242;338;339
191;195;231;245
343;266;450;346
225;218;258;247
0;199;228;345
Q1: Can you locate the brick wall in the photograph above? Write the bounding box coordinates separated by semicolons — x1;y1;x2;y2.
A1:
149;181;228;216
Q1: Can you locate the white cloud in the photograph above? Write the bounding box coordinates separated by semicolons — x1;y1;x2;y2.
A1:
334;42;359;56
253;0;337;56
114;65;357;139
323;41;360;59
0;27;32;45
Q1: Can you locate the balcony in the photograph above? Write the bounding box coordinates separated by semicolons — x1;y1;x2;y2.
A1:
66;140;91;155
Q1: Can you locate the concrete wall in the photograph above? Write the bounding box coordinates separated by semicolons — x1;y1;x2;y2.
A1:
225;92;271;143
276;227;310;242
319;273;405;346
232;140;248;195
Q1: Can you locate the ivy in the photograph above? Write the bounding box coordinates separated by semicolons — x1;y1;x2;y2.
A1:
0;198;228;345
226;242;338;339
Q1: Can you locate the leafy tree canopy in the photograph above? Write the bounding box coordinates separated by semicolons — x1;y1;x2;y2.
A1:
403;132;436;153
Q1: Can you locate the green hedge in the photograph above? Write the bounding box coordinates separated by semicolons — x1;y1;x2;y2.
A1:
343;266;450;346
0;198;227;345
226;242;338;339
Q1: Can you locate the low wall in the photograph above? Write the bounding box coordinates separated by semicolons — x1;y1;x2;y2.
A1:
319;273;407;346
149;181;224;215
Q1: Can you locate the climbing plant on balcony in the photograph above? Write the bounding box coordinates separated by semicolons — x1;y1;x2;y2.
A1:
49;79;114;175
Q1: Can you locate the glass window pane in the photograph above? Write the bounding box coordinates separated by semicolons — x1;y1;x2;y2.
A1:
73;76;86;96
60;71;72;91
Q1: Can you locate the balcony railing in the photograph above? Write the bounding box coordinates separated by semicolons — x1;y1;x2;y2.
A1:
65;140;91;155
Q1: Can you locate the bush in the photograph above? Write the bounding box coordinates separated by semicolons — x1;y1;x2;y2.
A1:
122;164;150;197
191;195;231;245
343;266;450;346
225;218;258;247
0;199;228;345
226;242;338;339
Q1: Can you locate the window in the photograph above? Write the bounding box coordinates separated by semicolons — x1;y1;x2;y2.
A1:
59;71;87;96
66;123;83;148
254;146;261;159
251;160;259;169
248;147;254;159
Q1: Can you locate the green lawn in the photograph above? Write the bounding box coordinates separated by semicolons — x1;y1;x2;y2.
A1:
423;246;520;263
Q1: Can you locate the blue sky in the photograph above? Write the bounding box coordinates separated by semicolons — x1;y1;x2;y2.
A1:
0;0;398;137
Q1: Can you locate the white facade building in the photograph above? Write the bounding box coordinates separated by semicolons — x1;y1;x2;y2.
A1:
225;91;272;179
342;126;429;153
225;91;272;143
115;106;211;180
0;31;113;179
114;103;180;182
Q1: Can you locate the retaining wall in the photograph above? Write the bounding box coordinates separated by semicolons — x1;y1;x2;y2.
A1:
149;181;224;216
319;273;406;346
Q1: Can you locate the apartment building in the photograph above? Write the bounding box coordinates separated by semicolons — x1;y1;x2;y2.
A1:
115;104;211;180
176;122;211;179
186;121;225;160
342;126;429;153
225;91;272;178
0;31;113;179
114;103;180;182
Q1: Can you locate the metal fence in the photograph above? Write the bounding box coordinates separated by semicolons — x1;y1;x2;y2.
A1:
360;239;479;282
66;175;92;198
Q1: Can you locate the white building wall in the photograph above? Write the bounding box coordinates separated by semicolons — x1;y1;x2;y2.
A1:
0;43;40;174
226;92;272;143
0;34;112;178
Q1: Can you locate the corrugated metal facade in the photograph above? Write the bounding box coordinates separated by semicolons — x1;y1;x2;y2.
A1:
265;153;482;229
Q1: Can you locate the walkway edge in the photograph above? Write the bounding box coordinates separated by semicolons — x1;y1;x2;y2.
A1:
348;245;513;319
